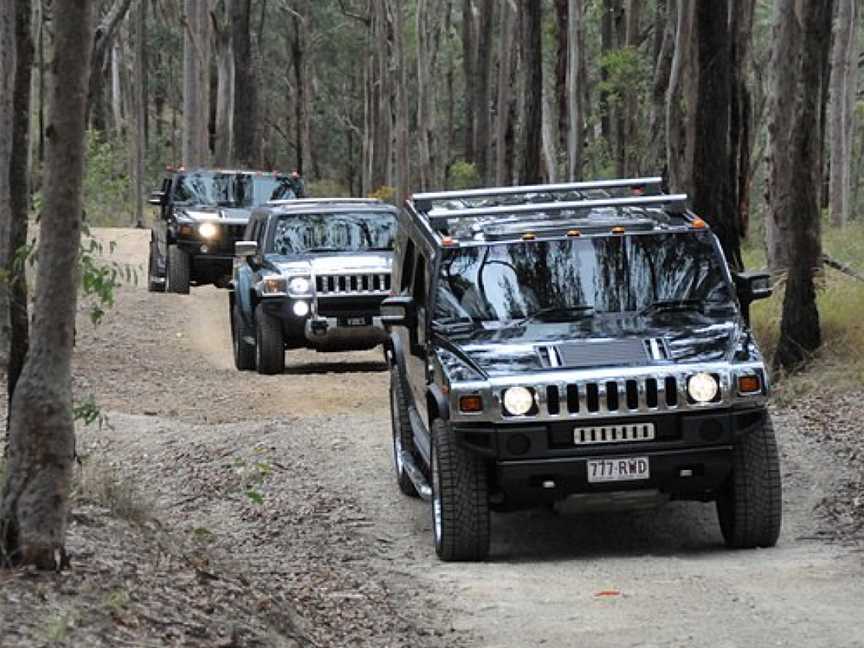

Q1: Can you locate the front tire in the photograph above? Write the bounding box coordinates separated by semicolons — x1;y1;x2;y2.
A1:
390;369;418;497
255;304;285;375
167;244;191;294
716;413;782;548
147;240;165;293
431;418;490;561
232;304;256;371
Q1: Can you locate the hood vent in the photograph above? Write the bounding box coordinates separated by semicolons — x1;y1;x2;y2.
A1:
539;339;648;369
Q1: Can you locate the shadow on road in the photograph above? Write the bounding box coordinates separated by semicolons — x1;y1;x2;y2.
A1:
283;360;388;375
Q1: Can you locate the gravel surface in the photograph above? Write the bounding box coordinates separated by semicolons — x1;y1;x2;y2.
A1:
2;228;863;647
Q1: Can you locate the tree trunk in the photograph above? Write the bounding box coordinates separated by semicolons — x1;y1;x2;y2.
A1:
829;0;859;226
474;0;495;185
212;1;235;167
495;0;517;186
462;0;476;164
85;0;134;130
600;0;613;143
729;0;757;241
555;0;569;154
623;0;642;175
0;2;17;367
0;0;94;570
111;43;123;134
520;0;543;184
647;0;674;173
232;0;258;168
182;0;210;167
691;0;741;270
666;0;695;194
767;0;830;369
392;0;410;206
130;0;145;228
6;0;34;420
566;0;586;181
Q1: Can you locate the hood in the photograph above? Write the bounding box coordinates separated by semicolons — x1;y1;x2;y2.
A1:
178;206;251;224
436;311;747;380
264;251;393;275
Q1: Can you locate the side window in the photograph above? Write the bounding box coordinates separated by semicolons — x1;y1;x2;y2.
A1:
256;219;268;248
400;238;416;293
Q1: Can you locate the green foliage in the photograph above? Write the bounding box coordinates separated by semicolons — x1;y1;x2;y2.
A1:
79;227;138;325
308;178;351;198
448;161;481;190
82;131;133;227
597;47;649;109
368;185;396;204
233;455;273;505
73;395;112;430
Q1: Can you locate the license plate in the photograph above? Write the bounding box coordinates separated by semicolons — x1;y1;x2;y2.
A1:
587;456;650;483
343;316;370;327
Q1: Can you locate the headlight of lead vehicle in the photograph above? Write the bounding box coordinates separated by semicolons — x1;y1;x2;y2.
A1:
688;372;719;403
503;386;534;416
288;276;312;295
198;222;219;239
259;275;287;296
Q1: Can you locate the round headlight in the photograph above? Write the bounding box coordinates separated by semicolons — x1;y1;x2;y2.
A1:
289;277;311;294
292;300;310;317
198;222;219;239
688;373;719;403
503;386;534;416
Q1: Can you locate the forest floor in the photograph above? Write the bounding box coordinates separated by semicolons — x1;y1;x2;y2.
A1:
1;228;864;647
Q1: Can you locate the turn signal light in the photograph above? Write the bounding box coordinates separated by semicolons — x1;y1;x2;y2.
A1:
692;217;707;229
738;375;761;394
566;229;582;237
611;226;626;234
522;232;537;241
459;395;483;413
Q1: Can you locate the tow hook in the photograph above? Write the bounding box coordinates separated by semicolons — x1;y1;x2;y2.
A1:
310;320;328;336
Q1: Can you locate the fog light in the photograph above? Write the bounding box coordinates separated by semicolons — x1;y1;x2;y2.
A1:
738;375;761;394
506;434;530;455
687;373;718;403
459;395;483;413
293;301;310;317
198;222;218;239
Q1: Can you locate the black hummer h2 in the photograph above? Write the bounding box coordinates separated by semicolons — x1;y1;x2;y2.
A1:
381;177;779;561
230;199;398;374
147;168;300;293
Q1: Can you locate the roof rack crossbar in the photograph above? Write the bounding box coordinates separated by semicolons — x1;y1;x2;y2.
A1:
267;198;383;206
425;194;688;221
412;177;663;204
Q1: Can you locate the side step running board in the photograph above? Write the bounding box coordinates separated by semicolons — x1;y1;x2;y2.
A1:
400;450;432;501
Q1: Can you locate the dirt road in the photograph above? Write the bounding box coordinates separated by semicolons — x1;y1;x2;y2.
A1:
68;229;864;646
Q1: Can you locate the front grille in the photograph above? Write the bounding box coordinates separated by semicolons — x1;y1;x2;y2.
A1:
315;273;391;295
548;376;680;415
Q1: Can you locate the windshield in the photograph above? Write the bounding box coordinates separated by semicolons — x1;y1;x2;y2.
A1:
268;211;397;254
435;232;734;324
172;172;295;207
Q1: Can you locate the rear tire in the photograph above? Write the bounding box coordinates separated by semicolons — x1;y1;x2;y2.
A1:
390;369;418;497
716;413;782;549
431;418;490;561
232;304;256;371
147;241;165;293
255;304;285;375
167;244;190;294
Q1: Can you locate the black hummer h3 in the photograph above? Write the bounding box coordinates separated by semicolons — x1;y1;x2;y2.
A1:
147;168;300;293
381;177;779;561
230;199;398;374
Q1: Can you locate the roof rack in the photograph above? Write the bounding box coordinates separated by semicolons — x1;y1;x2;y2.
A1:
425;194;688;223
412;177;663;211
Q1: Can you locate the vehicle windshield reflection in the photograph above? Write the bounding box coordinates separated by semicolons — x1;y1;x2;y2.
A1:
268;211;396;254
435;233;734;325
173;171;295;208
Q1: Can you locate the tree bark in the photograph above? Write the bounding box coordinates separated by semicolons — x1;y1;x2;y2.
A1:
555;0;569;154
829;0;859;226
130;0;145;228
0;0;94;570
86;0;134;130
623;0;642;175
0;1;17;367
6;0;34;418
495;0;517;186
691;0;741;270
474;0;495;184
767;0;830;369
647;0;674;173
520;0;543;184
212;0;235;167
729;0;757;241
462;0;476;164
666;0;695;195
566;0;586;181
182;0;211;167
232;0;258;168
392;0;410;206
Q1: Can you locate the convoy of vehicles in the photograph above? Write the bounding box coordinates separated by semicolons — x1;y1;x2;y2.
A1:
148;174;781;563
147;168;299;294
229;199;397;374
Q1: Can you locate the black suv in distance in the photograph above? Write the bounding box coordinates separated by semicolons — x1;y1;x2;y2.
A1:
381;177;779;561
231;199;398;374
147;168;299;293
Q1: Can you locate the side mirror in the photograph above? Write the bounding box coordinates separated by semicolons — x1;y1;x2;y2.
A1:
734;271;773;304
235;241;258;257
148;191;165;206
380;295;416;327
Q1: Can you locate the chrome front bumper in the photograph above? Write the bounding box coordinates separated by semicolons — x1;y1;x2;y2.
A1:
303;315;388;349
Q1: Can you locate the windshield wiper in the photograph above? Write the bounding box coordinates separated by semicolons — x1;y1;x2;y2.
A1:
432;317;479;334
640;299;730;314
520;305;595;324
304;247;344;253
